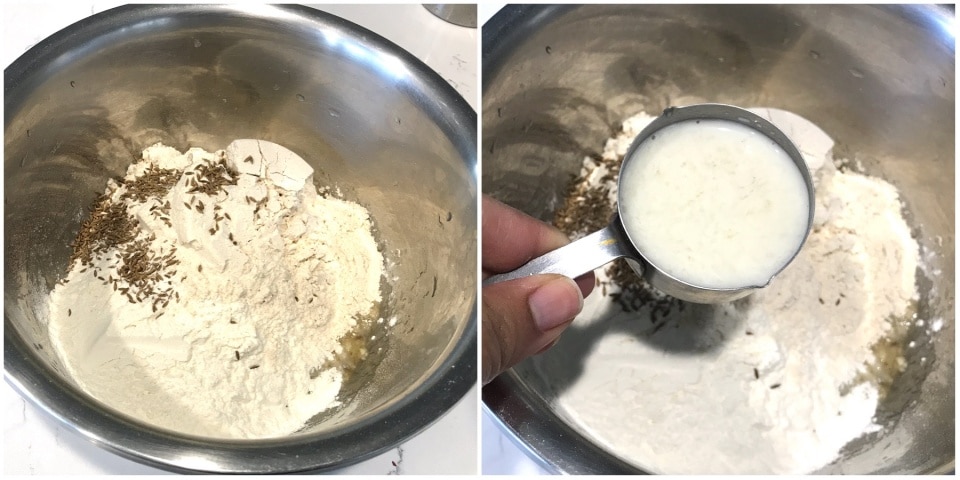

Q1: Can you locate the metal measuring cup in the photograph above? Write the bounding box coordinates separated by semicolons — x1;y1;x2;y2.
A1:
483;103;816;304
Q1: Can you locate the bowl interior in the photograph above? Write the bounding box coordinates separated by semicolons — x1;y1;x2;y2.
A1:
482;4;953;474
5;4;476;472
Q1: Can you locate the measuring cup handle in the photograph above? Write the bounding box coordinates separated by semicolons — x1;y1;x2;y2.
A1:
483;223;632;286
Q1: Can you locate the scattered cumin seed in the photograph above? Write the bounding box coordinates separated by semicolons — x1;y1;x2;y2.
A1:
249;365;260;370
121;165;181;203
235;351;240;360
191;157;240;195
68;309;72;317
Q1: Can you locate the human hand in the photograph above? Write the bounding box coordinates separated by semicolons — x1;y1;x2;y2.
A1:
481;195;595;385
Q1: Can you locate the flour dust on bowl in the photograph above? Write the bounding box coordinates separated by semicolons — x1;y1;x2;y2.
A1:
5;4;476;473
482;4;953;475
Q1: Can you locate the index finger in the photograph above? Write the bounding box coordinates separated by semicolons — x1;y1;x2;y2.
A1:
481;195;570;274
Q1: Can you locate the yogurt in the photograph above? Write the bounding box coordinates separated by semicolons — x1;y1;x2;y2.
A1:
618;119;809;289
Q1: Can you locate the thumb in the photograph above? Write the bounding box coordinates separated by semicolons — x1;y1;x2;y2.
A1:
482;274;584;384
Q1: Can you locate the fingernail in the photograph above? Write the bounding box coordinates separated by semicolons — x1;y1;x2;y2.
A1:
528;276;584;332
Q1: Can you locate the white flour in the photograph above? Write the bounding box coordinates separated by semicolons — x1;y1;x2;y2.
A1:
48;140;384;439
537;109;920;473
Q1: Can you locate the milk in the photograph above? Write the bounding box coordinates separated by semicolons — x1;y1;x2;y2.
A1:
618;119;809;289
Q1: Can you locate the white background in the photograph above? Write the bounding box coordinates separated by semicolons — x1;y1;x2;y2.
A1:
3;3;478;475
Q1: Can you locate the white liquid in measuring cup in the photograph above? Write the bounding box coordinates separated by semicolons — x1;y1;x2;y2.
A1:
619;119;809;289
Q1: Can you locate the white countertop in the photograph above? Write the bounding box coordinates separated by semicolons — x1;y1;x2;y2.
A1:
2;3;478;475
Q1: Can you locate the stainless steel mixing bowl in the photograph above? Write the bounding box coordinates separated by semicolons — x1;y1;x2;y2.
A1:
482;4;953;474
4;4;476;473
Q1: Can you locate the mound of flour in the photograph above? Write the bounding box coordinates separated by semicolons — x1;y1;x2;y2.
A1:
48;140;384;438
539;109;920;473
